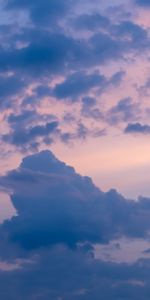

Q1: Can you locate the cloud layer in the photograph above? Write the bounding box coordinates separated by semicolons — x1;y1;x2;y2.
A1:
0;0;150;153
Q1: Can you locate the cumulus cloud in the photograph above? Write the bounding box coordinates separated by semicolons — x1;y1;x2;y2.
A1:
0;151;150;298
1;150;150;255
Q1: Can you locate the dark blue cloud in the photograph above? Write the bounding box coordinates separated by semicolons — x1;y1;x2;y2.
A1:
2;121;59;150
112;21;149;49
0;74;26;108
0;151;150;298
109;71;125;86
0;18;148;82
0;151;103;250
53;72;106;100
125;122;150;134
73;13;110;31
7;110;57;132
53;71;125;102
107;97;140;125
0;0;148;156
82;97;97;107
1;150;150;254
1;246;150;300
8;110;38;125
0;12;148;142
81;97;103;120
1;33;79;77
136;0;150;6
5;0;73;26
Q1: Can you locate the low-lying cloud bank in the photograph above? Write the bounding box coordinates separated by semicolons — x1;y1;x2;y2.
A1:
0;151;150;299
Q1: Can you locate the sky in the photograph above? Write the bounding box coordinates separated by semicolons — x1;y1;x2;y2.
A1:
1;0;150;299
0;0;150;199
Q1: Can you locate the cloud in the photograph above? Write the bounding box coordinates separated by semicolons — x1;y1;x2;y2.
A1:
1;151;150;298
1;32;79;77
1;245;150;300
107;97;140;125
81;97;103;120
0;74;26;108
1;150;150;256
73;13;110;31
0;6;148;136
2;122;59;151
7;110;57;129
53;70;125;102
112;21;149;49
0;244;148;300
53;71;106;101
135;0;150;7
5;0;73;26
0;150;104;251
0;16;148;81
124;122;150;134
